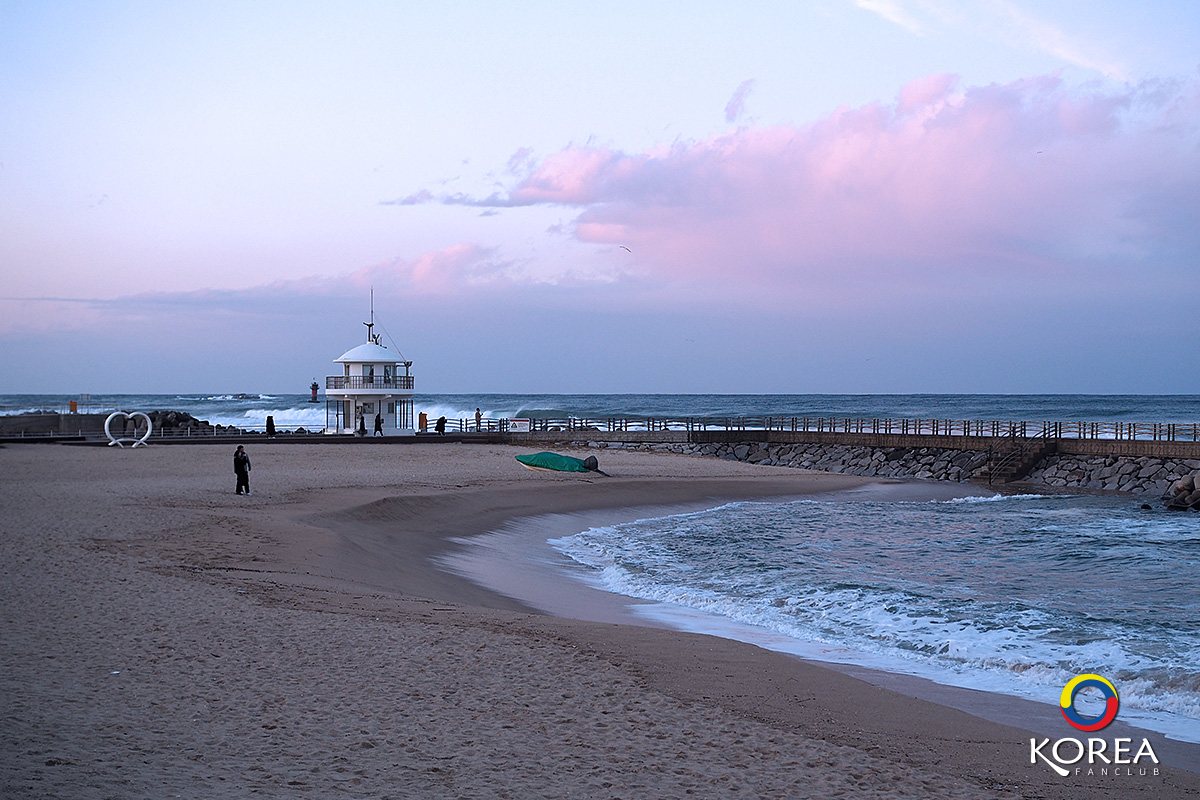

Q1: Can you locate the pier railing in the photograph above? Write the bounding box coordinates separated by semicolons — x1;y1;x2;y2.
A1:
490;416;1200;442
4;412;1199;443
326;375;414;390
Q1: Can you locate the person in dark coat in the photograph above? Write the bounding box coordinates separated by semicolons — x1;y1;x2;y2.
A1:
234;445;251;495
374;413;383;436
435;415;446;435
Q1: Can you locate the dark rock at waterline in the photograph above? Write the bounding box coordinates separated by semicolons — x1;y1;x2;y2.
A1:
1162;471;1200;510
148;409;211;429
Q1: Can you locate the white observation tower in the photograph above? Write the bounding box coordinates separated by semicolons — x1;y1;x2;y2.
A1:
324;301;414;435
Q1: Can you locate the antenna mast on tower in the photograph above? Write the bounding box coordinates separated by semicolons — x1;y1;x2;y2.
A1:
363;287;378;344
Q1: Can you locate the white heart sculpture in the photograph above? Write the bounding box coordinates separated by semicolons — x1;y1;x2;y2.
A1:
105;411;153;448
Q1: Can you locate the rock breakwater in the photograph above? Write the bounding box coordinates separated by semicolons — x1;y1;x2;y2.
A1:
575;439;1199;497
1026;452;1200;495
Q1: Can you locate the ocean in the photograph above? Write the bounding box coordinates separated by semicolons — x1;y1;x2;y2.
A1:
550;489;1200;745
6;392;1199;743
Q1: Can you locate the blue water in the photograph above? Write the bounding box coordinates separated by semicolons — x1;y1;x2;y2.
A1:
551;491;1200;744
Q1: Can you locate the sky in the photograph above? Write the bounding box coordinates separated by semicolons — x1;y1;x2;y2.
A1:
2;0;1199;394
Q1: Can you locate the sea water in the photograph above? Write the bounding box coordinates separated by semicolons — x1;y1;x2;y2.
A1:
550;490;1200;744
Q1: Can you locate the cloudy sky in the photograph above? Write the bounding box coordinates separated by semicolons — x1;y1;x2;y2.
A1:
2;1;1198;394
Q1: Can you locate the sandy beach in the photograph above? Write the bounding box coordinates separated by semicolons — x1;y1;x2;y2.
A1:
2;441;1197;799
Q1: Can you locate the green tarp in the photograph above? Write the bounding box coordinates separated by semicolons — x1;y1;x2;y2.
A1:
515;452;594;473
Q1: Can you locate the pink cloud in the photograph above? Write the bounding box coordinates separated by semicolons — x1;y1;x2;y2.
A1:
348;243;510;294
506;146;632;205
896;73;957;115
484;73;1199;301
342;242;618;296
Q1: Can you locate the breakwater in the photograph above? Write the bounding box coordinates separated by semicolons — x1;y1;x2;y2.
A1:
527;435;1200;497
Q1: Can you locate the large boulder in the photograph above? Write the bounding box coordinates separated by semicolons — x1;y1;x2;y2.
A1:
1165;475;1200;510
149;409;208;429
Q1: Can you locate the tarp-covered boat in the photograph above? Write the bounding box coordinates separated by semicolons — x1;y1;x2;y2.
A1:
515;452;607;475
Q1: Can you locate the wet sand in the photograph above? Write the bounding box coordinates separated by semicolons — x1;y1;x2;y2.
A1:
2;441;1196;799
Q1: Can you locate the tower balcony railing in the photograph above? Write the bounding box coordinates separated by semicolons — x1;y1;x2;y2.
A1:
326;375;414;391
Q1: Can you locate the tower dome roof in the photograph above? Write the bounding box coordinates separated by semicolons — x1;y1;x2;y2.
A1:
334;342;402;363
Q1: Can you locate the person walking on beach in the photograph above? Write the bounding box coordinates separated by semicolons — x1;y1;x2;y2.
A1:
374;413;383;436
435;415;446;435
233;445;251;495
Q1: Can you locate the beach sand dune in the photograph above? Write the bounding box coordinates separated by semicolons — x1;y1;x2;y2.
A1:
2;443;1195;799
